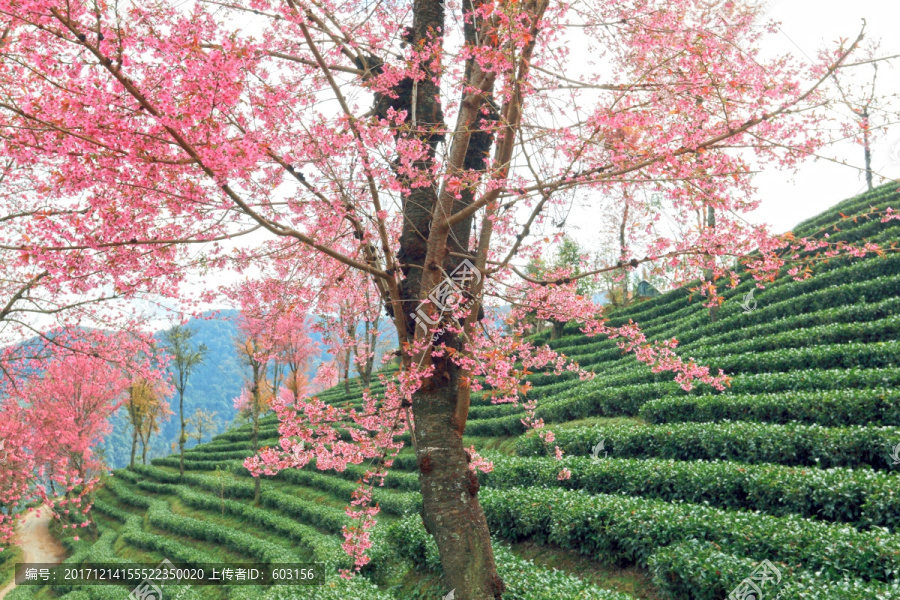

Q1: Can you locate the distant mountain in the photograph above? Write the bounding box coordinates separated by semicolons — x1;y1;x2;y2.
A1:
101;310;246;467
102;309;335;468
100;295;612;468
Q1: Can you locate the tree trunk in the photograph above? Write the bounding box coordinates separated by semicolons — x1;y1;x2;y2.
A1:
383;0;504;595
412;357;504;600
343;348;351;394
550;319;565;341
251;380;261;506
705;206;719;322
357;319;375;388
862;107;873;191
179;390;186;477
130;426;138;468
620;202;630;306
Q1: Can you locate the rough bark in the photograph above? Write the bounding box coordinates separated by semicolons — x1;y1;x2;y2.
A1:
412;359;503;600
383;0;505;596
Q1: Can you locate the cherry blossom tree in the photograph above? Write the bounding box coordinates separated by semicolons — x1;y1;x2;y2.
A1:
235;321;277;504
316;275;384;392
270;314;317;404
2;0;899;595
0;330;163;547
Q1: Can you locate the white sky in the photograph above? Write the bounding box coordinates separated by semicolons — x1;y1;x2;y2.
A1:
748;0;900;232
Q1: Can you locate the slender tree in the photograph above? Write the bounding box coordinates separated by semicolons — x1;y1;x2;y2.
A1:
163;325;207;477
126;377;172;468
236;334;273;505
187;408;218;446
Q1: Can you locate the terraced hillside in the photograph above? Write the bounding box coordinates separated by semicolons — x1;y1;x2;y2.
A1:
6;182;900;600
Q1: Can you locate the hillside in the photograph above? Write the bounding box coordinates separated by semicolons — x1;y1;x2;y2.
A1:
7;182;900;600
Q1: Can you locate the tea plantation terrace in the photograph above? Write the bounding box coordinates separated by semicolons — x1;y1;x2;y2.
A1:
6;182;899;600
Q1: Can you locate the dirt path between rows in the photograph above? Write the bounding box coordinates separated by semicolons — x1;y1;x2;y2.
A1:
0;506;67;600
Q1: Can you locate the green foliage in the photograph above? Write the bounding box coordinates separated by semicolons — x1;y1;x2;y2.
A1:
648;541;900;600
386;516;634;600
639;387;900;426
466;367;900;435
479;487;900;583
478;453;900;530
80;184;900;600
516;422;900;470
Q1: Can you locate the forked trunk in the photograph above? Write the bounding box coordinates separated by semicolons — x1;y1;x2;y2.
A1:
383;0;517;594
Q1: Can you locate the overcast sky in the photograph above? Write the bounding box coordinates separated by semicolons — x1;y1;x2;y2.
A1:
749;0;900;232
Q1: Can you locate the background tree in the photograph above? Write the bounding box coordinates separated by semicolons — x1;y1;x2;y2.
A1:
126;377;172;467
830;42;899;191
272;314;317;404
235;331;274;505
186;408;218;446
163;325;207;477
525;236;603;339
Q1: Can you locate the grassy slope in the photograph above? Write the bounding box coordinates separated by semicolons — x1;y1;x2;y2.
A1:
10;182;900;600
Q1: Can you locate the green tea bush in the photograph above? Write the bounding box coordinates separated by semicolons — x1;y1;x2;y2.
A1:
480;487;900;582
649;540;900;600
478;453;900;529
386;516;635;600
516;422;900;470
639;388;900;426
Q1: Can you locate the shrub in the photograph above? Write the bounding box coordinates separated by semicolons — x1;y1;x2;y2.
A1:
516;422;900;470
639;388;900;426
649;541;900;600
480;487;900;582
386;516;635;600
478;453;900;530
